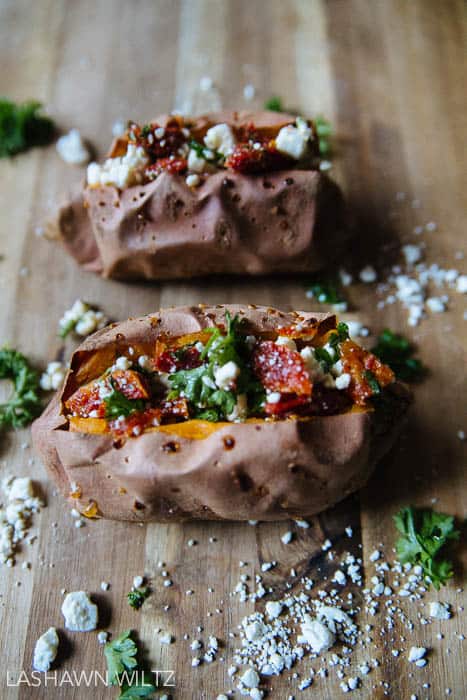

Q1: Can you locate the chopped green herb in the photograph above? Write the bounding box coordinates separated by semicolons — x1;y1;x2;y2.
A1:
189;139;222;162
104;381;145;419
104;630;156;699
0;348;41;430
363;370;381;395
127;587;150;610
168;312;264;421
264;96;284;112
140;125;151;138
306;275;346;306
0;99;54;158
315;116;332;156
394;506;460;590
372;329;427;383
314;346;335;374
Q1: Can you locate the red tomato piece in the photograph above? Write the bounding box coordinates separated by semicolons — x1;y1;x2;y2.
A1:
145;157;187;179
265;394;310;416
225;143;293;174
129;119;188;160
252;341;312;396
156;346;202;373
65;382;106;418
340;340;395;406
109;407;161;438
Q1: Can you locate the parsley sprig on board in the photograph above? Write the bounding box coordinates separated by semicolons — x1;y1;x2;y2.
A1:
372;329;427;383
168;312;264;421
0;99;54;158
264;96;284;112
0;348;41;429
104;630;156;699
394;507;460;589
127;587;150;610
306;273;346;307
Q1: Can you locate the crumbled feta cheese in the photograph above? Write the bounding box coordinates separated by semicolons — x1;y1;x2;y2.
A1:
159;632;173;645
300;346;335;388
112;120;126;137
56;129;89;165
0;476;43;566
408;646;427;663
133;575;144;588
243;84;256;101
137;355;153;372
266;391;281;404
295;519;310;528
276;125;309;160
227;393;248;422
298;616;335;653
359;265;377;283
369;550;380;562
185;173;200;187
187;148;208;173
281;531;293;545
199;76;213;91
333;570;347;586
322;539;332;551
240;667;260;688
204;123;236;156
87;144;148;188
100;581;110;591
61;591;98;632
115;356;132;371
429;601;451;620
265;601;283;619
214;361;240;390
426;296;446;313
97;631;108;644
275;336;297;351
402;244;423;266
40;361;66;391
33;627;59;672
335;373;351;390
456;275;467;293
59;299;107;337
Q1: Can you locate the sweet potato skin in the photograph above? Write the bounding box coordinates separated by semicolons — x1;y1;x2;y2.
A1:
32;305;412;522
49;112;348;280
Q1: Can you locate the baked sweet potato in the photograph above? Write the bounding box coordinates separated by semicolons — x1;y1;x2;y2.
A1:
47;112;347;280
32;305;412;522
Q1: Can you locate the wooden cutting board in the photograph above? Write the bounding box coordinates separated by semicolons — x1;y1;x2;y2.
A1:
0;1;465;698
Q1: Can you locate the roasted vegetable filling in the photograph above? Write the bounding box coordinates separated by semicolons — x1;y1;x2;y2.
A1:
86;115;323;190
64;315;396;439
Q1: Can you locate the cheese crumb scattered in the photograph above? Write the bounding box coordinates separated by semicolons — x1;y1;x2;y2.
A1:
56;129;89;165
61;591;98;632
33;627;59;672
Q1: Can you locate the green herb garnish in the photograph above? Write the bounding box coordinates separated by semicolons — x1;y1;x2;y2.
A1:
372;329;427;383
0;99;54;158
104;630;156;699
189;139;222;162
315;116;332;156
306;275;346;306
363;370;381;395
104;381;145;419
168;312;264;421
0;348;41;430
127;587;150;610
264;96;284;112
394;507;460;590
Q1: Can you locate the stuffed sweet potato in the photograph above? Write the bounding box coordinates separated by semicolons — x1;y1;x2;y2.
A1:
47;112;347;280
32;305;411;522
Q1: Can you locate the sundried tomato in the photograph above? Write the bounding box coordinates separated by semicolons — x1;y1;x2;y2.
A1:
65;382;106;418
145;157;187;179
264;394;310;416
109;407;161;437
340;340;395;406
225;143;293;174
156;346;202;373
129;119;187;160
252;341;312;396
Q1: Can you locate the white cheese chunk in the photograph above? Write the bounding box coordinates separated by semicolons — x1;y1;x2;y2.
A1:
187;148;208;173
40;361;66;392
227;393;248;422
87;144;148;188
275;336;297;351
298;616;335;653
265;601;283;619
61;591;98;632
114;356;132;371
214;361;240;390
204;123;236;156
429;601;451;620
408;646;427;663
56;129;89;165
275;125;309;160
335;373;351;390
33;627;59;672
240;667;260;689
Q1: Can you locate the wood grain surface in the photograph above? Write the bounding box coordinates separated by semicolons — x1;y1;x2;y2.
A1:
0;1;466;698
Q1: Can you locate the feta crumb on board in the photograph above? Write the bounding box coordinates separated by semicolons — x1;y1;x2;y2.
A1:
40;361;66;391
56;129;90;165
61;591;98;632
429;601;451;620
59;299;107;338
408;646;427;663
298;617;335;653
1;476;44;567
33;627;59;672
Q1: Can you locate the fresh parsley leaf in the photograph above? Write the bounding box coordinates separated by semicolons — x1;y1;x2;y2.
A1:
0;348;41;430
127;587;150;610
329;322;350;350
104;382;145;418
104;630;139;686
264;96;284;112
394;507;460;589
315;116;332;156
314;346;334;374
0;99;54;158
372;329;427;383
168;312;264;421
363;370;381;395
119;677;156;699
306;275;346;306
